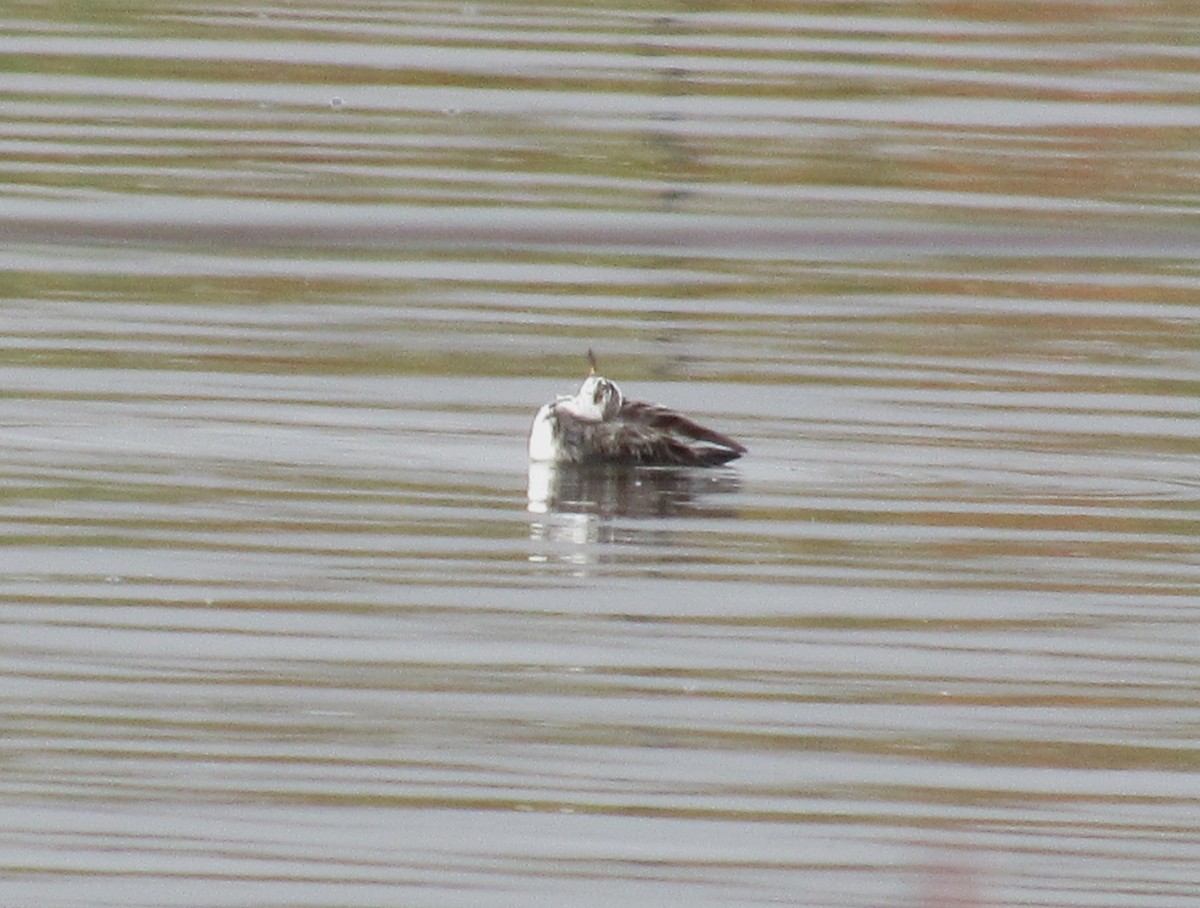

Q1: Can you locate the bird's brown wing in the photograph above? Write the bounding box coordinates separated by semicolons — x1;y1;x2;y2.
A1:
552;397;746;466
601;400;747;466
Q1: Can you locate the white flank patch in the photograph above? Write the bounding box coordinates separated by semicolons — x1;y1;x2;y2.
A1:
527;404;558;461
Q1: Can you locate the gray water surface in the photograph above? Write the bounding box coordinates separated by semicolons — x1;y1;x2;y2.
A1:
2;3;1199;907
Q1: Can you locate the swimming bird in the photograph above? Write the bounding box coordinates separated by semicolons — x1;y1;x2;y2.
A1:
528;352;747;467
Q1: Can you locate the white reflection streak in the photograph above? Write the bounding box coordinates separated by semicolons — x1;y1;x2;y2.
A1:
527;462;599;572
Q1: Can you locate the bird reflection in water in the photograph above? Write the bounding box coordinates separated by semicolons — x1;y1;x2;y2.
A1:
527;461;741;518
527;462;743;566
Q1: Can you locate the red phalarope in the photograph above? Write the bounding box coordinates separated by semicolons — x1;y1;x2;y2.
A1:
528;352;747;467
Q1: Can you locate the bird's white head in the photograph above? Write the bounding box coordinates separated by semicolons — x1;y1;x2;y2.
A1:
567;374;623;421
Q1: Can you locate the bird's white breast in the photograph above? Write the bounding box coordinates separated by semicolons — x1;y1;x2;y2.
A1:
528;403;559;461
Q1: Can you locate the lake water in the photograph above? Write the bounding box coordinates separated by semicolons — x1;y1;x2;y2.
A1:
2;3;1198;906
